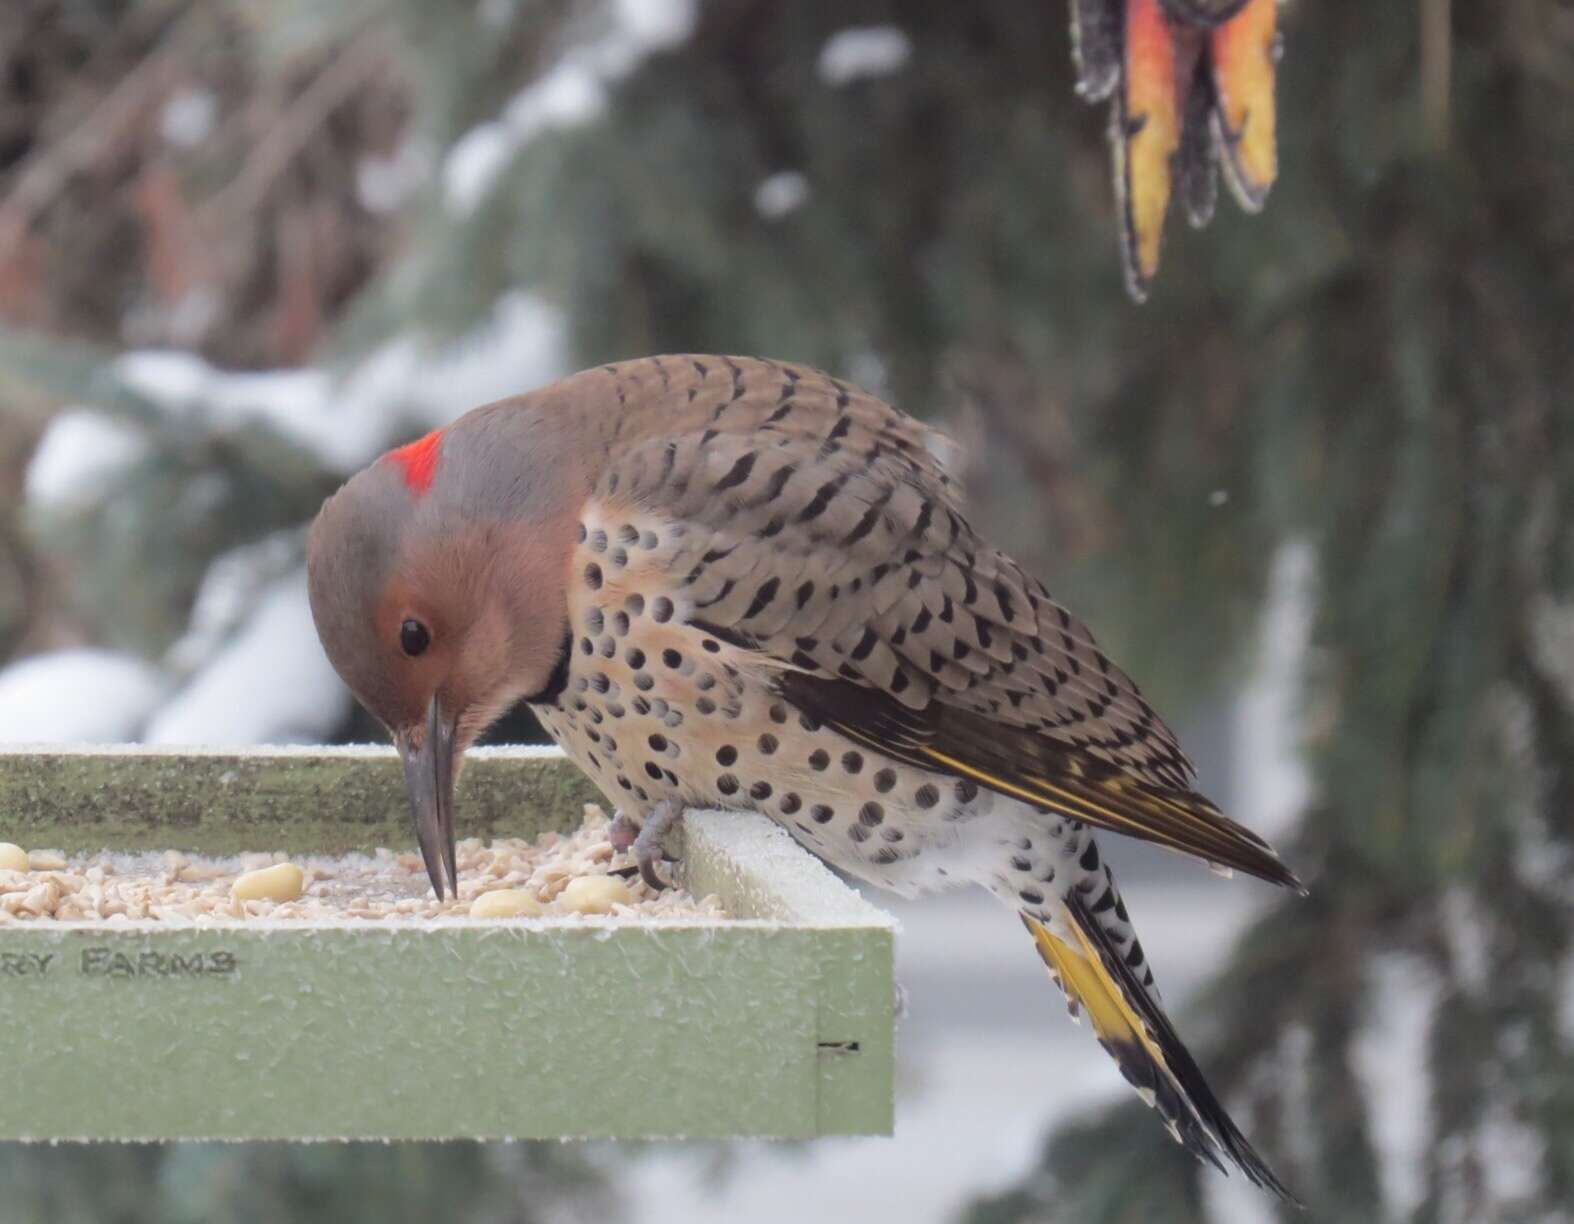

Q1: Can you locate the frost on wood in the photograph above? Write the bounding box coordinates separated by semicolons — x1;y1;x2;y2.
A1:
0;745;602;856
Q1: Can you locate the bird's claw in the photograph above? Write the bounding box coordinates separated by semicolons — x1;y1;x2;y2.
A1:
632;800;684;893
608;809;639;852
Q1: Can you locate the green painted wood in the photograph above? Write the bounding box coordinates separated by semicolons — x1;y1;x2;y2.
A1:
683;811;896;1137
0;749;896;1141
0;745;600;855
0;923;824;1140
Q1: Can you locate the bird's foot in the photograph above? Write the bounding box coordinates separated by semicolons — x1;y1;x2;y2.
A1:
633;800;684;892
607;809;639;852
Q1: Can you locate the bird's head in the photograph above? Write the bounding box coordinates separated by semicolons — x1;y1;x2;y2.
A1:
306;420;576;898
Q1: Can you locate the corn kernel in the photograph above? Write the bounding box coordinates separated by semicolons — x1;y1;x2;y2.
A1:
559;874;632;914
469;888;543;919
231;862;305;903
0;843;28;873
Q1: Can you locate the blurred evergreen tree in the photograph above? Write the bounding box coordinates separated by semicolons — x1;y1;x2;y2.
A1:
2;0;1571;1220
0;1140;617;1224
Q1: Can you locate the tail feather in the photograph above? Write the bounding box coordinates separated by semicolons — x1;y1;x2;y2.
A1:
1023;893;1299;1204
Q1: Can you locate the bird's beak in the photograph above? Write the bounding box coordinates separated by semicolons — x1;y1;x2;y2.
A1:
397;696;459;899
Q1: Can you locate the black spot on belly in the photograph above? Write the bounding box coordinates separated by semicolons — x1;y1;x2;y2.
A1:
955;778;979;803
842;751;863;775
644;762;662;781
808;749;830;771
872;847;902;865
584;563;602;590
651;597;673;622
770;703;789;724
848;823;871;843
696;697;716;715
626;647;646;668
662;649;683;668
749;780;772;800
914;784;939;809
858;802;884;827
873;768;896;793
779;792;802;815
757;733;778;755
648;733;668;752
625;593;645;616
716;745;737;766
811;804;834;824
717;774;739;795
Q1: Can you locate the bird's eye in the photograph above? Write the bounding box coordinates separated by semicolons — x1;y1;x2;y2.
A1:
399;618;431;658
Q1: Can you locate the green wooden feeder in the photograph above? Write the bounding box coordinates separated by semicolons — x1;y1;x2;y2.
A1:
0;746;895;1142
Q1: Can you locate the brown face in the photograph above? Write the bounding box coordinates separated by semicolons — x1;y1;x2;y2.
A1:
307;457;573;899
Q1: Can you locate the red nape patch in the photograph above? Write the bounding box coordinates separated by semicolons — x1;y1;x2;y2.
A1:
385;428;444;496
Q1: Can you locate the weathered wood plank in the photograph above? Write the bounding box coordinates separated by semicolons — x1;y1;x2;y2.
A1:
0;745;601;855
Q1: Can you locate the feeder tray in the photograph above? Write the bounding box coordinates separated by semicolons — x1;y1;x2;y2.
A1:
0;745;895;1142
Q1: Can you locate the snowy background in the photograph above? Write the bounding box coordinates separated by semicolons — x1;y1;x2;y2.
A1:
2;2;1568;1222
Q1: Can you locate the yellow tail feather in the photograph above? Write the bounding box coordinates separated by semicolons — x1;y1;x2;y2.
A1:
1022;901;1298;1201
1025;912;1168;1073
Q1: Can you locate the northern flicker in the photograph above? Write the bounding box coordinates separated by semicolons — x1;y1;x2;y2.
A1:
307;355;1300;1200
1070;0;1280;300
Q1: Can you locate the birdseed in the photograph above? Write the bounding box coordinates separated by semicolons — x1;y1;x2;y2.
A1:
0;805;725;923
